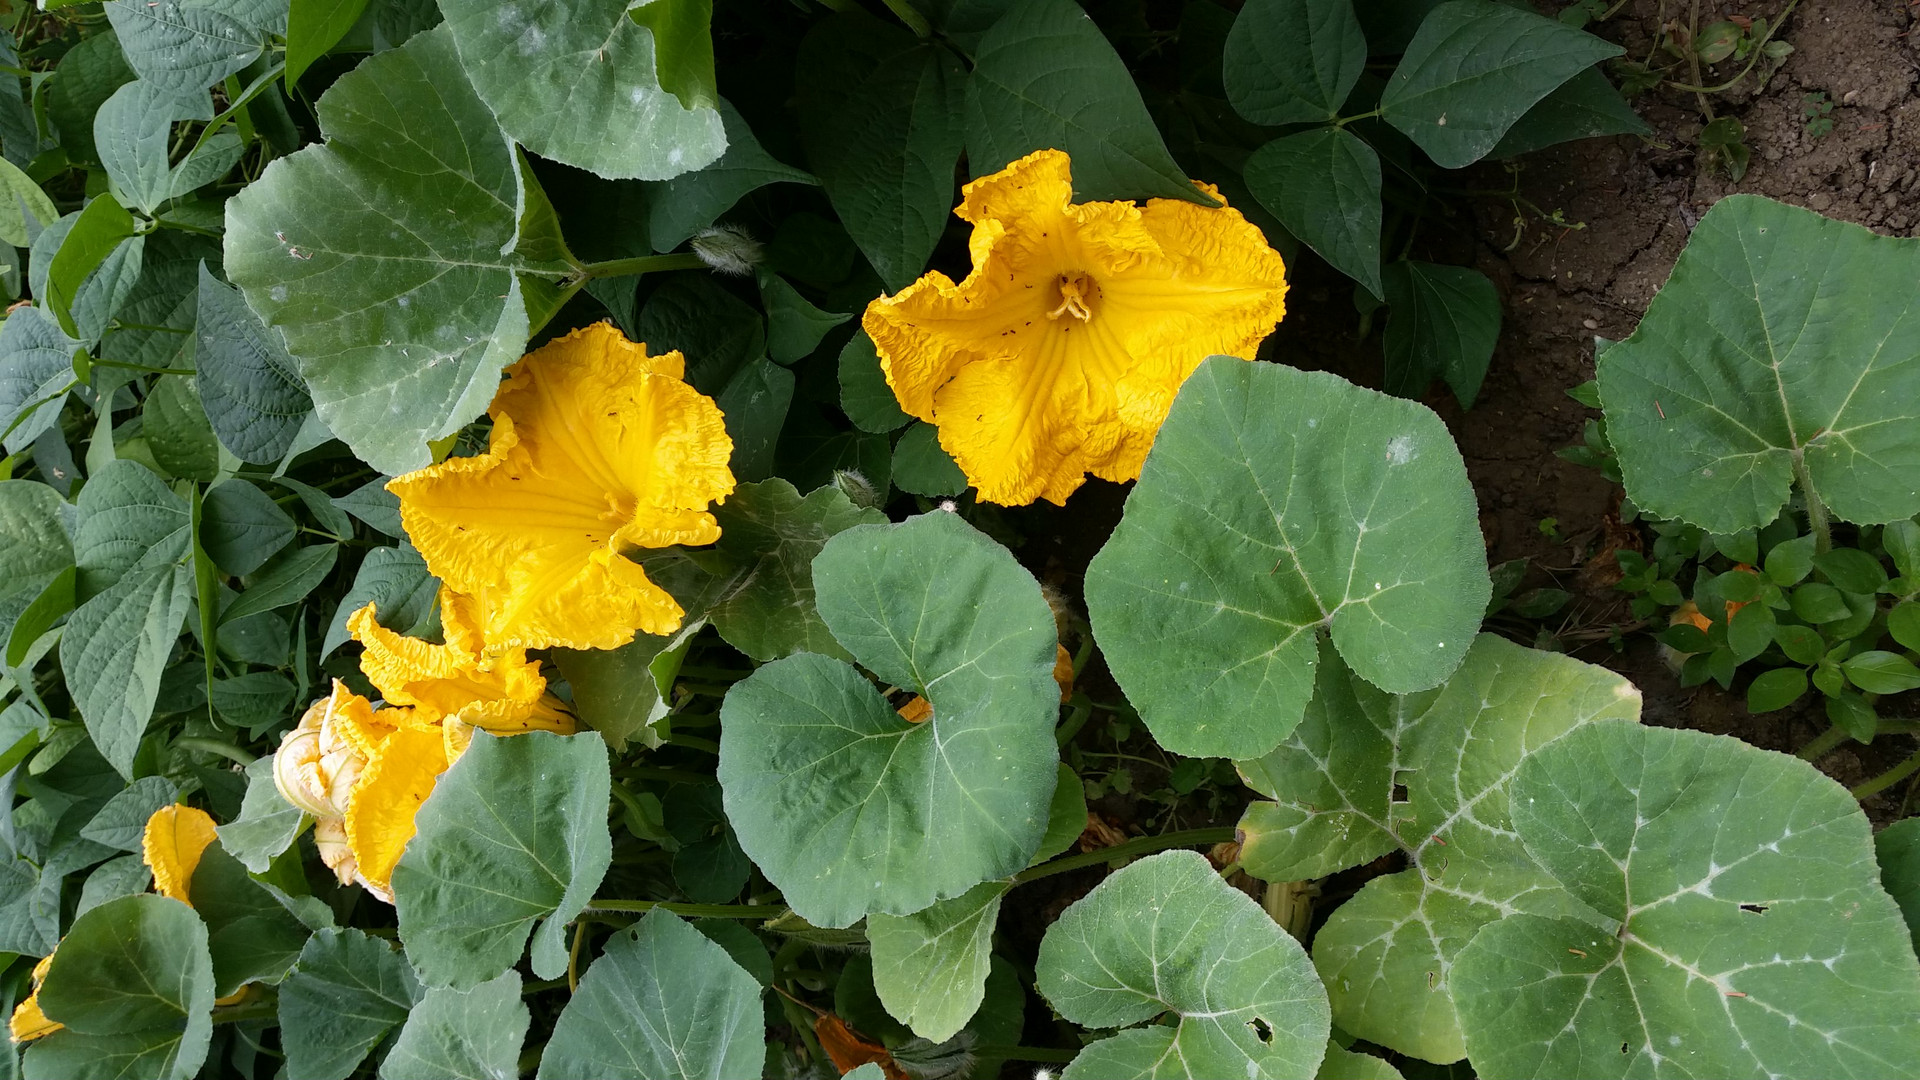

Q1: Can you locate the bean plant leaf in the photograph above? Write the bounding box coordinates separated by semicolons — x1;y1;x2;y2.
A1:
73;460;189;601
718;511;1061;928
1379;0;1621;169
1382;260;1500;408
838;331;910;434
93;81;213;215
1243;128;1383;298
216;757;306;874
553;617;699;752
102;0;287;95
1036;850;1331;1080
703;478;886;663
0;155;56;248
1223;0;1367;126
0;481;74;642
200;479;296;576
379;971;528;1080
0;307;80;454
1489;66;1650;159
46;30;136;167
796;14;965;291
1085;358;1489;760
286;0;375;86
23;894;215;1080
195;265;313;465
61;564;194;779
321;544;438;656
1598;194;1920;533
965;0;1214;206
79;776;179;851
393;730;613;989
189;844;312;996
437;0;725;181
647;99;815;252
278;928;424;1080
224;26;574;475
144;375;220;482
1453;721;1920;1079
537;909;765;1080
1246;635;1640;1064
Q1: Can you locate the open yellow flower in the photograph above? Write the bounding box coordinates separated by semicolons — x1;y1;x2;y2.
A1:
863;148;1288;506
9;955;57;1042
389;322;736;652
348;598;573;734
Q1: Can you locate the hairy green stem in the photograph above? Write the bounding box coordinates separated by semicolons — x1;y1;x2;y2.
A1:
1792;453;1832;554
583;899;777;919
574;252;706;281
1796;724;1849;761
1011;827;1237;885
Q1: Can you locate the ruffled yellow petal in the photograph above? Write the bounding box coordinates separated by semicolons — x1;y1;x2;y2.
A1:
389;322;735;651
142;805;218;905
9;955;59;1043
344;724;448;895
863;148;1288;506
275;681;385;819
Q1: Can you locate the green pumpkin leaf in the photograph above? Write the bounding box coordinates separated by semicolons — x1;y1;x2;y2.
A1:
1085;358;1489;760
796;14;965;291
194;264;313;465
704;478;886;663
537;909;765;1080
1240;635;1639;1063
553;617;700;752
868;880;1009;1044
0;307;80;454
277;928;423;1080
1876;817;1920;951
1382;260;1500;408
378;971;527;1080
1597;195;1920;532
965;0;1213;206
718;511;1061;927
1036;850;1331;1080
1223;0;1367;125
437;0;724;180
24;894;215;1080
647;99;814;252
102;0;285;95
223;26;573;475
61;563;194;778
394;731;612;989
890;422;967;498
1380;0;1620;169
217;756;306;874
1244;128;1383;298
1453;721;1920;1079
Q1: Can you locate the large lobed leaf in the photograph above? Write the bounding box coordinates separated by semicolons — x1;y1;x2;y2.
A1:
1454;721;1920;1079
1240;634;1640;1064
1598;194;1920;533
1037;850;1331;1079
224;26;572;475
718;511;1061;928
1086;358;1489;761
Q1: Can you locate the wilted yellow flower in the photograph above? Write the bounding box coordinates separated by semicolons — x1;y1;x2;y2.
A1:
389;322;736;652
8;955;57;1042
864;148;1288;506
143;805;218;905
348;598;573;734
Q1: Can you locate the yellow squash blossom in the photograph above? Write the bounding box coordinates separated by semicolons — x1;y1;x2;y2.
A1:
863;148;1288;506
13;805;234;1042
389;322;736;652
347;598;573;734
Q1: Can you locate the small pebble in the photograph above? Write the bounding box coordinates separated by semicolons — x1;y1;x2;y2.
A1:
1582;318;1599;330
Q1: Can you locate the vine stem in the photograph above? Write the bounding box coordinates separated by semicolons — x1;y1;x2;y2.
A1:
583;900;776;918
1011;827;1237;885
1796;723;1849;761
1792;452;1832;554
1662;0;1803;94
1852;747;1920;801
571;252;706;282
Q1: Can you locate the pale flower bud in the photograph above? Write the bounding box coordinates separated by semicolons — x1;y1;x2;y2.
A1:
691;224;762;276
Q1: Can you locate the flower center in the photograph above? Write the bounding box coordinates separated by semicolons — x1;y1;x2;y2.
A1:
1046;272;1100;322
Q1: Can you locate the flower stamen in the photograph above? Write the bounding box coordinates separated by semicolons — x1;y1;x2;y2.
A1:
1047;273;1099;322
